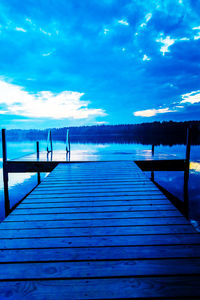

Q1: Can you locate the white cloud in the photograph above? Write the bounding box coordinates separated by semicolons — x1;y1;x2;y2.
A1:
134;107;173;117
156;35;176;55
39;28;52;36
142;54;151;61
194;33;200;40
42;52;53;57
118;20;129;26
140;13;152;28
15;27;26;32
180;90;200;104
145;13;152;23
192;26;200;30
0;79;107;120
104;28;109;35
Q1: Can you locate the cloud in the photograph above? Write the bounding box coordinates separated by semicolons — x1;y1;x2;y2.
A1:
140;13;152;28
142;54;151;61
118;20;129;26
15;27;26;32
0;79;107;120
134;107;173;117
156;35;176;55
180;90;200;104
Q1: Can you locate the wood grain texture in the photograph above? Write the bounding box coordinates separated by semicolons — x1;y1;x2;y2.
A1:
0;161;199;299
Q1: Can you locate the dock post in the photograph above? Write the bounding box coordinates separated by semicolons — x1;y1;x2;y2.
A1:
47;129;53;153
184;126;191;219
36;141;41;184
151;144;155;181
2;129;10;217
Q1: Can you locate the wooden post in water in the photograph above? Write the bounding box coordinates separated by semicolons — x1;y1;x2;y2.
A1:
2;129;10;217
36;141;41;184
184;126;191;219
47;129;53;153
151;144;155;181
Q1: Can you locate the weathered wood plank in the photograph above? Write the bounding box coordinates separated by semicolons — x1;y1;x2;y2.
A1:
1;258;200;280
1;234;200;249
19;200;171;207
0;276;200;299
13;205;176;215
25;194;167;201
0;225;195;239
1;244;200;263
7;210;182;221
1;217;189;229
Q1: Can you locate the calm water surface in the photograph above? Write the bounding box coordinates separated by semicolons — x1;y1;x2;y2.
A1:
0;140;199;226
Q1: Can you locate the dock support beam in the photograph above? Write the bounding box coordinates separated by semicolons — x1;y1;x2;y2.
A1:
184;126;191;219
2;129;10;217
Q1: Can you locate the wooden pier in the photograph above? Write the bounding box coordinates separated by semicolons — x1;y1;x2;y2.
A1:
0;161;200;299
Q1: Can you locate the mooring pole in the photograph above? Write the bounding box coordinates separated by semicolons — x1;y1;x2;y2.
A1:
36;141;41;184
184;126;191;219
151;144;155;181
2;129;10;217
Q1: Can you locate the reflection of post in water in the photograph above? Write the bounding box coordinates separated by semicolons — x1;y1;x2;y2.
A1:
184;126;191;219
47;129;53;154
47;151;53;161
36;141;41;184
66;150;71;162
151;144;155;181
66;129;71;162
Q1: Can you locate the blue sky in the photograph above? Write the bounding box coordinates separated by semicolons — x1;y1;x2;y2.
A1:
0;0;200;129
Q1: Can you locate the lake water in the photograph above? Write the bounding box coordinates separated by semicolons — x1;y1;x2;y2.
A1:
0;140;200;228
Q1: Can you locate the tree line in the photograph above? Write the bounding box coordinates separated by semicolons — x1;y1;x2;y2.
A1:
5;120;200;145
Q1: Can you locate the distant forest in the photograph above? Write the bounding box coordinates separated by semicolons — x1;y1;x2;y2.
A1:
5;121;200;145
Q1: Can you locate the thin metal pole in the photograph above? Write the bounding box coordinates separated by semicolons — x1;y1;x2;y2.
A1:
36;141;41;184
184;126;191;218
151;144;155;181
2;129;10;217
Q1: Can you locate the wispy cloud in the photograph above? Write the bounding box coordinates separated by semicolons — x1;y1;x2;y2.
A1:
180;90;200;104
0;79;106;120
118;19;129;26
140;13;152;28
15;27;26;32
134;107;173;117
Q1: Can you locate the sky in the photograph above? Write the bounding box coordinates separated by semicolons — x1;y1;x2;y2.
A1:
0;0;200;129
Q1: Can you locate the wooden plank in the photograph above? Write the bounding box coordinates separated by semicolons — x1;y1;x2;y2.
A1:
30;188;161;195
1;244;200;263
1;217;189;229
1;234;200;249
0;276;200;299
13;205;176;215
0;225;196;239
25;194;167;201
19;200;171;207
1;258;200;280
7;210;182;221
27;192;165;199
